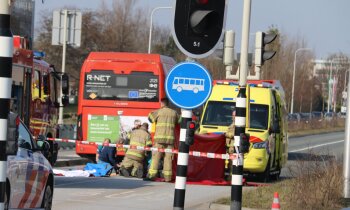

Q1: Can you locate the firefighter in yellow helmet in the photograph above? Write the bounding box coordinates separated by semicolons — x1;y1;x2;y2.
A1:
119;122;152;178
146;98;180;182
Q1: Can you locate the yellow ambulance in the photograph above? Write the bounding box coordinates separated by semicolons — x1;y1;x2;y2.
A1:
198;80;288;182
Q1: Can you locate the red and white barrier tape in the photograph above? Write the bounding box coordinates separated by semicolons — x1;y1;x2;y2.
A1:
45;137;238;160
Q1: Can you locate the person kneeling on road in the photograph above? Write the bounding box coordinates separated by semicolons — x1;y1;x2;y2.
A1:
98;138;118;173
119;123;152;178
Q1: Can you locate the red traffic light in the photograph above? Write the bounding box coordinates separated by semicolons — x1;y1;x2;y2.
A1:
173;0;227;58
189;122;196;129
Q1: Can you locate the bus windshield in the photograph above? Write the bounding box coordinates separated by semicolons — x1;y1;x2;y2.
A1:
202;101;269;129
84;70;159;102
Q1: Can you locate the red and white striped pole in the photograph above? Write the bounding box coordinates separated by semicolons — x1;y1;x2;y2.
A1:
0;0;13;209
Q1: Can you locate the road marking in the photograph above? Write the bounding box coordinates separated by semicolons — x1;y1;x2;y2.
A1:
105;190;135;198
290;140;344;153
75;191;106;197
121;191;154;199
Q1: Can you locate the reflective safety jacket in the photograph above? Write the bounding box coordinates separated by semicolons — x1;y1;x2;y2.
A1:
148;106;180;145
125;128;152;161
225;123;235;148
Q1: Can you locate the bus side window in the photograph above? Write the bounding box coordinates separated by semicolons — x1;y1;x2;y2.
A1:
32;70;41;99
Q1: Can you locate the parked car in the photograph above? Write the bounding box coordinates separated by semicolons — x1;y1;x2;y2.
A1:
5;113;54;210
311;111;323;119
299;112;312;121
324;112;337;120
288;113;300;122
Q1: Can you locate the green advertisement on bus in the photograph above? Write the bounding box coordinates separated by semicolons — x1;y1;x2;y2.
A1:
87;115;120;143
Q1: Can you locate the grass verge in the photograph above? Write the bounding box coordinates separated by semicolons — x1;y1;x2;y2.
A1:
215;154;344;209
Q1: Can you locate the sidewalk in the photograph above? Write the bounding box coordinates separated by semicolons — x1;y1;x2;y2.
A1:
190;202;258;210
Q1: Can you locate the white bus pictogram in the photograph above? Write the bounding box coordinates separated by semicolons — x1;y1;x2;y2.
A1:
172;77;205;93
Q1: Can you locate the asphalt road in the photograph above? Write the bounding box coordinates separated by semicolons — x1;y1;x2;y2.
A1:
53;176;229;210
53;131;346;210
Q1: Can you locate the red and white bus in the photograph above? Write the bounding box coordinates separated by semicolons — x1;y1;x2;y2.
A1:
76;52;176;160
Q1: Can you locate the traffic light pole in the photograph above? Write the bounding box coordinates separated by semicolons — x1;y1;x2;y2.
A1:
231;0;251;210
0;1;13;209
344;70;350;198
58;9;68;125
173;109;192;210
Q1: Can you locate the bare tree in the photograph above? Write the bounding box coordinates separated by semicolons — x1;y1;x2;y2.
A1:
34;1;149;87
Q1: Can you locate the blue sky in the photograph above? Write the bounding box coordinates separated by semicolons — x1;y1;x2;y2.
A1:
35;0;350;59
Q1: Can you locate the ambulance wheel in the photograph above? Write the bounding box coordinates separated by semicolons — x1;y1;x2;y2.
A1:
41;184;53;210
272;168;281;181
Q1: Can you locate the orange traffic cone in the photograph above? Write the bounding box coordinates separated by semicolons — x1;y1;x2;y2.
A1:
271;192;281;210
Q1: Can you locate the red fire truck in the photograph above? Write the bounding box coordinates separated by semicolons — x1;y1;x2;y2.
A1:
10;36;69;165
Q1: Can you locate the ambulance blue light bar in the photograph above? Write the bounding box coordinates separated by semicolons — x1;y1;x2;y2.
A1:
222;97;255;102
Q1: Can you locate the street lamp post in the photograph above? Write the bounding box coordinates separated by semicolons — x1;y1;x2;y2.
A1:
327;58;347;113
147;6;172;54
290;48;311;114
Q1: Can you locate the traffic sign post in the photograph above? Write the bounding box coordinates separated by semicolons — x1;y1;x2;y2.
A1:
52;9;82;125
231;0;251;210
167;62;212;210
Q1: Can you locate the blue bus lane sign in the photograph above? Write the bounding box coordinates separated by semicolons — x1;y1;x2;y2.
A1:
165;62;212;109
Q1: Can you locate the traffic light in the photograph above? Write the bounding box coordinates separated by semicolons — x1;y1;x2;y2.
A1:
239;133;250;153
255;31;277;65
61;73;69;95
172;0;227;58
185;121;196;146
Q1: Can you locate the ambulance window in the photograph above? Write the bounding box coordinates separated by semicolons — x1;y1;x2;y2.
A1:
271;90;280;130
202;101;235;126
18;122;33;150
250;104;269;129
